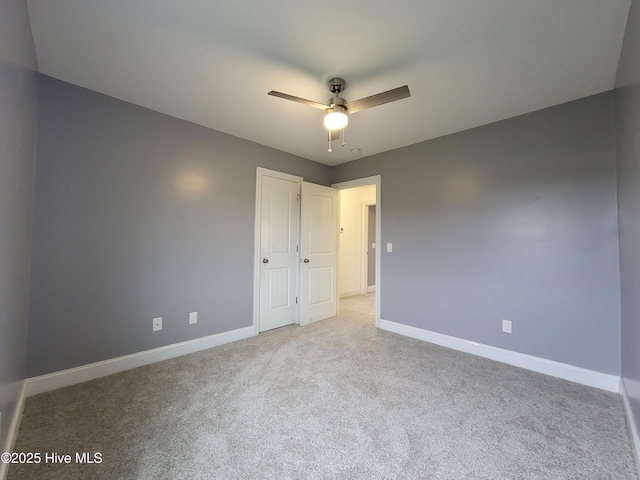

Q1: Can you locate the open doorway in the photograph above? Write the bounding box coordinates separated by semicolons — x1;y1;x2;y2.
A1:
332;176;380;327
366;205;376;293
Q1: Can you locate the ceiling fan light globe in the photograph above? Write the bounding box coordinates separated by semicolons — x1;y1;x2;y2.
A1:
324;111;348;130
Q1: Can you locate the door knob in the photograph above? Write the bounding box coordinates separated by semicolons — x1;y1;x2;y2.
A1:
262;258;269;263
303;258;310;263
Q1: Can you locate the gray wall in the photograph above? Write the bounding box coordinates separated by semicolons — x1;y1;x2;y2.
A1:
615;0;640;443
28;76;330;376
332;93;621;374
0;0;38;451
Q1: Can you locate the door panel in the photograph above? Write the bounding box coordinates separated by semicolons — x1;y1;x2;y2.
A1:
268;268;290;308
259;176;299;331
308;266;334;305
301;182;338;325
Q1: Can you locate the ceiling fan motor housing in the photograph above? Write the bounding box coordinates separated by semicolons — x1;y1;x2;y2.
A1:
328;98;347;110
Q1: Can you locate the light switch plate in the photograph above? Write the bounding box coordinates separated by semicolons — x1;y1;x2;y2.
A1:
153;317;162;331
386;243;393;252
502;319;512;333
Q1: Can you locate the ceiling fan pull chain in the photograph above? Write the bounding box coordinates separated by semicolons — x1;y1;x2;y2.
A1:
342;127;346;147
328;130;333;152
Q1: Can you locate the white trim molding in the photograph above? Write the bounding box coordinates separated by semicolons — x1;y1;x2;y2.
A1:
379;319;621;393
621;379;640;471
340;290;362;299
26;326;255;397
0;381;26;480
360;201;376;295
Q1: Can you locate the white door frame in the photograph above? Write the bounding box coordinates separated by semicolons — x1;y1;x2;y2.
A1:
332;175;381;328
253;167;303;335
361;202;376;295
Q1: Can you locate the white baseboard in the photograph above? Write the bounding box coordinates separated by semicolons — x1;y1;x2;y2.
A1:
26;326;256;397
367;285;376;293
340;290;362;299
0;381;26;480
621;378;640;472
379;319;621;393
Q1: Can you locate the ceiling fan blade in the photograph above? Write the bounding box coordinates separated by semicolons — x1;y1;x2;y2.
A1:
345;85;411;114
268;91;330;111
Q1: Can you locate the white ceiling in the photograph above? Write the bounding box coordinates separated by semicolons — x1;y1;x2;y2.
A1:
26;0;631;166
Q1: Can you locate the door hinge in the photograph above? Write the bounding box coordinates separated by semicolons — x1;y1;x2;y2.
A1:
296;245;299;252
296;297;298;304
297;194;300;202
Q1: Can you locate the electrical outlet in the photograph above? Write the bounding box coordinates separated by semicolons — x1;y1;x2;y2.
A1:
189;311;197;325
502;319;512;334
153;317;162;332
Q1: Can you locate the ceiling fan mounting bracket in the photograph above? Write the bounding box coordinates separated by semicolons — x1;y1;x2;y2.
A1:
328;77;346;94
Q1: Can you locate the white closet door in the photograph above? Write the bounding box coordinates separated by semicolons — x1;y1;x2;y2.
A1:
259;175;299;331
300;181;338;326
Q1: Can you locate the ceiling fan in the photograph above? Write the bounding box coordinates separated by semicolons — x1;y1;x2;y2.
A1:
268;78;411;152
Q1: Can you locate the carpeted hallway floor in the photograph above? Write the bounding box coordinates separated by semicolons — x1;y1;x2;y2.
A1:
8;294;639;479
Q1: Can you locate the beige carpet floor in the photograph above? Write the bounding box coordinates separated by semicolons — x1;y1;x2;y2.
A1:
8;294;639;479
